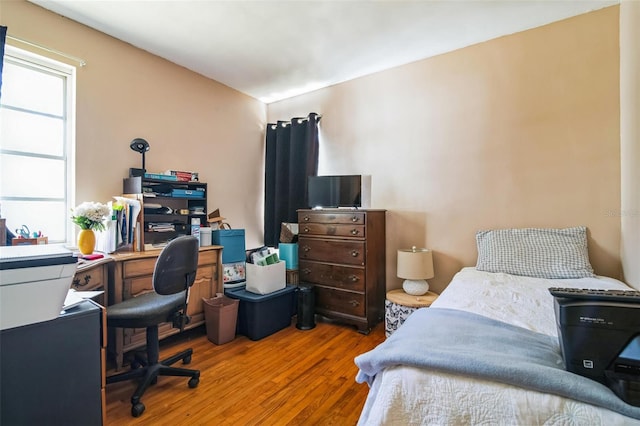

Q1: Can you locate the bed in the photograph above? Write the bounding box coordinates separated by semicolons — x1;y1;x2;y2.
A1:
355;227;640;425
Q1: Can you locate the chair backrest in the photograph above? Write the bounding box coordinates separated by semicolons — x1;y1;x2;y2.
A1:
153;236;199;296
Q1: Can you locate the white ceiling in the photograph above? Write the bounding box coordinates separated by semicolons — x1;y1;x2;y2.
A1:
29;0;618;103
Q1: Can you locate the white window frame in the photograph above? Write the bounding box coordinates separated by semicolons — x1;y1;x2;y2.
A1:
1;45;76;244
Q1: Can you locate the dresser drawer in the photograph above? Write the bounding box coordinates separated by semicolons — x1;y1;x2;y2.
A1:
316;286;365;317
298;237;365;265
299;223;365;238
299;260;364;291
298;211;365;225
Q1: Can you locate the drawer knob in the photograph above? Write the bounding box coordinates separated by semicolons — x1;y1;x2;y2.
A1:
303;246;311;252
351;250;359;257
350;300;360;307
303;216;310;222
302;268;311;275
73;274;91;287
350;228;359;235
303;226;310;233
351;216;358;222
349;275;359;282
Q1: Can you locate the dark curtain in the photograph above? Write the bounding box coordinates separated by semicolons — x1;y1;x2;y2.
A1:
0;26;6;100
264;112;320;247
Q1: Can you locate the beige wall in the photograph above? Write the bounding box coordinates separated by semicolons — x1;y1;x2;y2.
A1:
1;0;267;248
3;2;631;293
620;1;640;290
268;7;622;293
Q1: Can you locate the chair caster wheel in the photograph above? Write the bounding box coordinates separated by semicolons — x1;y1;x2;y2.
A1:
183;355;192;364
132;402;145;417
188;377;199;388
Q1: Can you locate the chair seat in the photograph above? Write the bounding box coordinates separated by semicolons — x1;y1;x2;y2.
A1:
107;291;186;329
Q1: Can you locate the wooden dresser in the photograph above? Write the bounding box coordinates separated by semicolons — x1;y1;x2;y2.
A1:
109;246;222;369
297;209;386;334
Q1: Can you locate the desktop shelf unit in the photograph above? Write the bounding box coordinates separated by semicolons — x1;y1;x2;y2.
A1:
123;177;207;249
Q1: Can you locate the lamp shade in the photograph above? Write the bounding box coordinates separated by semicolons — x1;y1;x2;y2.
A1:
397;247;434;280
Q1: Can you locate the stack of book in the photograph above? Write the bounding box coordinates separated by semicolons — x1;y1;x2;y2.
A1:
147;222;174;232
164;170;199;182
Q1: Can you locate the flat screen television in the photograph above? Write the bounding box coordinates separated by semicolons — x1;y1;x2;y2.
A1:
307;175;371;209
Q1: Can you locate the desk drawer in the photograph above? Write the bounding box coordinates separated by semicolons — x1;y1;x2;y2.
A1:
299;260;364;291
316;286;365;317
123;258;155;279
298;238;365;265
198;249;218;266
72;266;105;291
125;267;212;300
123;250;215;279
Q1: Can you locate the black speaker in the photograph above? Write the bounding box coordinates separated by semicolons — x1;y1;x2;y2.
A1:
296;285;316;330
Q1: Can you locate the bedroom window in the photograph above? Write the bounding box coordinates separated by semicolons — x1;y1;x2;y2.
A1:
0;46;76;244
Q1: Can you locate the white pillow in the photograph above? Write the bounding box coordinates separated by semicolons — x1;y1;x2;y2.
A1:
475;227;595;279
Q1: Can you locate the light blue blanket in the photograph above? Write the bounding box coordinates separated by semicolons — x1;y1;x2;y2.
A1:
355;307;640;421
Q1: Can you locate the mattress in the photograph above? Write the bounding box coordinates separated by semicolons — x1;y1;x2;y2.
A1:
357;267;639;425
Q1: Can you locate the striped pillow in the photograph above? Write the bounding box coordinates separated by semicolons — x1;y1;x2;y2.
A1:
475;227;595;279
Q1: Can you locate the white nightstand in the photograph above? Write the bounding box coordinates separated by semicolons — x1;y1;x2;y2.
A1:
385;289;439;337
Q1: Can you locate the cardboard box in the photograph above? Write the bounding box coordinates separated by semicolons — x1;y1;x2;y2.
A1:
245;261;285;295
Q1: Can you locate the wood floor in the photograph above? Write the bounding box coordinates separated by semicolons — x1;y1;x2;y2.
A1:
105;319;385;425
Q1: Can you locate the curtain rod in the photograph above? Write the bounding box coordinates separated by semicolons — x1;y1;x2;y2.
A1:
269;113;322;128
7;34;87;67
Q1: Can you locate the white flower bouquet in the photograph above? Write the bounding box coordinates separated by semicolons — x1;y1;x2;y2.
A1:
71;201;111;231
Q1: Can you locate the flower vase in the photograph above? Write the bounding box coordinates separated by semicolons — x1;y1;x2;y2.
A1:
77;229;96;255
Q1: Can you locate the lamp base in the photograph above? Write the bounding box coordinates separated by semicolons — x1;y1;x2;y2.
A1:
402;279;429;296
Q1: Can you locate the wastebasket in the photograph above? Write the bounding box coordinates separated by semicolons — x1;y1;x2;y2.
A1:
296;285;315;330
202;294;239;345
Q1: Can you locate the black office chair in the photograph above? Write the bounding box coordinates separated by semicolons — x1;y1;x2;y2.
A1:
106;236;200;417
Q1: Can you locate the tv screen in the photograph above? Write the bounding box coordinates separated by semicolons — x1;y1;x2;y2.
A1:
307;175;362;208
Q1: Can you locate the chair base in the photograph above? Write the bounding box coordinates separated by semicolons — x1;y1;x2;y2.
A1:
106;326;200;417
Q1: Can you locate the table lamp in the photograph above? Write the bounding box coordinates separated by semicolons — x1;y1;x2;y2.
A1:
397;247;434;296
130;138;150;173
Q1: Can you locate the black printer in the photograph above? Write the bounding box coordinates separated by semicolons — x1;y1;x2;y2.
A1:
550;287;640;407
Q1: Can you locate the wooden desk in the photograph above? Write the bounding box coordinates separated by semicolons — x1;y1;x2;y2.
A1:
108;246;223;369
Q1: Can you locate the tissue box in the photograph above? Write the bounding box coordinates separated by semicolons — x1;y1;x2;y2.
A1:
245;261;285;295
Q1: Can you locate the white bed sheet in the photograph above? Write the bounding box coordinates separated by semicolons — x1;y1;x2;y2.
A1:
358;268;640;426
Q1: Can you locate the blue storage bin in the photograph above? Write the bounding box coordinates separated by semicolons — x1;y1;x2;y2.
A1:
212;229;246;263
225;285;295;340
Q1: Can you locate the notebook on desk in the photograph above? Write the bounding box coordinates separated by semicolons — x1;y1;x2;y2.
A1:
62;289;104;312
62;290;85;311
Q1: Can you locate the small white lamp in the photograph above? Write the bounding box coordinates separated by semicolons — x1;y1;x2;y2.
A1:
397;247;434;296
